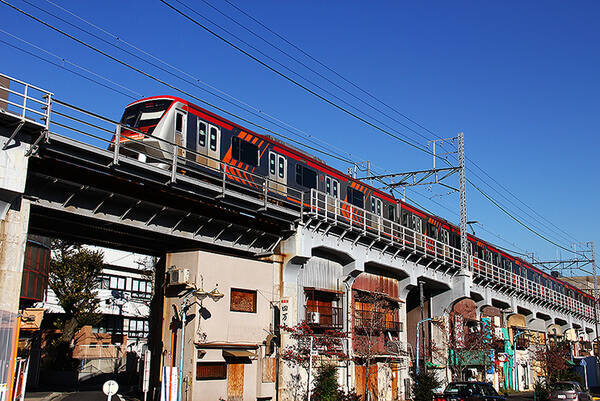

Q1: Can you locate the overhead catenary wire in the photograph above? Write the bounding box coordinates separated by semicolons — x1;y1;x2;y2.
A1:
4;0;583;260
181;0;433;145
39;0;373;168
0;0;359;166
165;0;434;152
0;38;138;99
158;0;440;159
160;0;583;256
0;28;142;99
218;0;581;250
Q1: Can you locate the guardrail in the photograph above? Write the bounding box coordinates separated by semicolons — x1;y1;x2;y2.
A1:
306;189;594;321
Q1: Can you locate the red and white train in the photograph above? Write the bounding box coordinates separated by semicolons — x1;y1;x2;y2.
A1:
114;95;594;315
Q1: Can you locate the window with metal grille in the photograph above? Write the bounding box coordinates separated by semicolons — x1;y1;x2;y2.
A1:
230;288;257;313
196;362;227;380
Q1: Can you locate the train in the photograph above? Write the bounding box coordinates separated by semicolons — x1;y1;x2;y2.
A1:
113;95;594;315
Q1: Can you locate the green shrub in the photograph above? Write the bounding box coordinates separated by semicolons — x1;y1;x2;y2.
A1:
411;369;442;401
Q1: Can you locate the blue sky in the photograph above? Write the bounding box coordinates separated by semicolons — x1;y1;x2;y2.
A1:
1;0;598;268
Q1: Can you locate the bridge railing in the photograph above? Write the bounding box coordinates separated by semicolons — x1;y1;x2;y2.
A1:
471;255;592;319
307;189;464;270
0;73;52;130
307;189;594;321
42;98;306;214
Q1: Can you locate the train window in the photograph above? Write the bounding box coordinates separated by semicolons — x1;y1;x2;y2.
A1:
440;229;449;244
210;126;219;152
120;99;172;134
326;177;331;194
412;216;422;233
269;153;276;175
176;113;183;132
231;136;258;166
278;157;285;178
402;211;411;228
388;205;395;221
198;122;207;148
332;180;339;198
347;187;364;208
295;164;317;189
370;198;382;216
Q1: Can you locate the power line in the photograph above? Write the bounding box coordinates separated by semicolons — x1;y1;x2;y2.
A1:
0;37;138;99
168;0;434;151
160;0;582;255
0;0;355;165
159;0;439;158
190;0;433;144
25;0;365;167
215;1;581;248
221;0;435;138
0;28;142;98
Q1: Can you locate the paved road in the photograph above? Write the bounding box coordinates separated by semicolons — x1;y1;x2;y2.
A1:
508;392;534;401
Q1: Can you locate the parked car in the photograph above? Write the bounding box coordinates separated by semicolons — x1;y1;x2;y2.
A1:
435;382;506;401
550;381;591;401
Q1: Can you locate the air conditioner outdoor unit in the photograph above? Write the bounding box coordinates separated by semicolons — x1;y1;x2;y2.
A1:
168;267;190;286
308;312;320;324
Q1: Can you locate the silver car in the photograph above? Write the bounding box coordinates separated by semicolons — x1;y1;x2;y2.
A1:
549;381;591;401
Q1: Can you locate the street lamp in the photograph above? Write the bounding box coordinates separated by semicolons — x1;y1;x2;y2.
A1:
177;280;223;401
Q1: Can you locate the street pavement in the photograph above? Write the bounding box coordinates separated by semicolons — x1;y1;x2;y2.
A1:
25;391;136;401
508;392;534;401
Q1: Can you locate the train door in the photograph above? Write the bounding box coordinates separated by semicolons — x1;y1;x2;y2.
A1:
413;215;424;250
370;197;382;232
325;177;339;214
440;228;450;260
268;152;287;196
207;124;220;170
174;110;186;158
195;120;208;166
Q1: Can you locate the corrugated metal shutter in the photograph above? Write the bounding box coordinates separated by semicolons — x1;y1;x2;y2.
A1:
298;257;343;292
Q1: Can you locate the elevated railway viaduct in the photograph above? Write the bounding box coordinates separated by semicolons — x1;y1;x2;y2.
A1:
0;73;594;399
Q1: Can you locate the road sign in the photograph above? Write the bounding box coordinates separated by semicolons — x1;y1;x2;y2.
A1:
103;380;119;399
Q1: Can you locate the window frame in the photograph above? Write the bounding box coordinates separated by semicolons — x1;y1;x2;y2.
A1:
196;362;227;381
230;288;258;313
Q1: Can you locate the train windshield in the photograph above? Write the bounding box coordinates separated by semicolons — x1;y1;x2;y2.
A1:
120;99;172;134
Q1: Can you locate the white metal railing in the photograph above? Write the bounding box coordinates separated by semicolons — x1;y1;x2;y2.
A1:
308;189;463;267
307;189;594;321
0;72;52;130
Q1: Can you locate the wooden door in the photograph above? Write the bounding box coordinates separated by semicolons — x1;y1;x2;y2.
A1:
227;363;244;401
355;364;378;401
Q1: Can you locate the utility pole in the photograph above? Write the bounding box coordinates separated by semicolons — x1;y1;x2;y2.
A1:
591;241;599;354
458;132;468;272
419;280;425;370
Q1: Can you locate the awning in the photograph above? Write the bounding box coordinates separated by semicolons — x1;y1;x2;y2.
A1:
223;350;255;358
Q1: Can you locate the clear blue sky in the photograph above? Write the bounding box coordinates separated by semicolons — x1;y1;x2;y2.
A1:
1;0;598;268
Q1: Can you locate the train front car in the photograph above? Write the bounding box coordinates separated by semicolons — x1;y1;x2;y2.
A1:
115;96;180;165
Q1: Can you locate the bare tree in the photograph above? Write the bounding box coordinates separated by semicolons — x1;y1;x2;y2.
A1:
353;291;401;401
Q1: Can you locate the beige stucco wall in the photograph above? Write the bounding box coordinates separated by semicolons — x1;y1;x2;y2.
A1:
162;250;277;401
